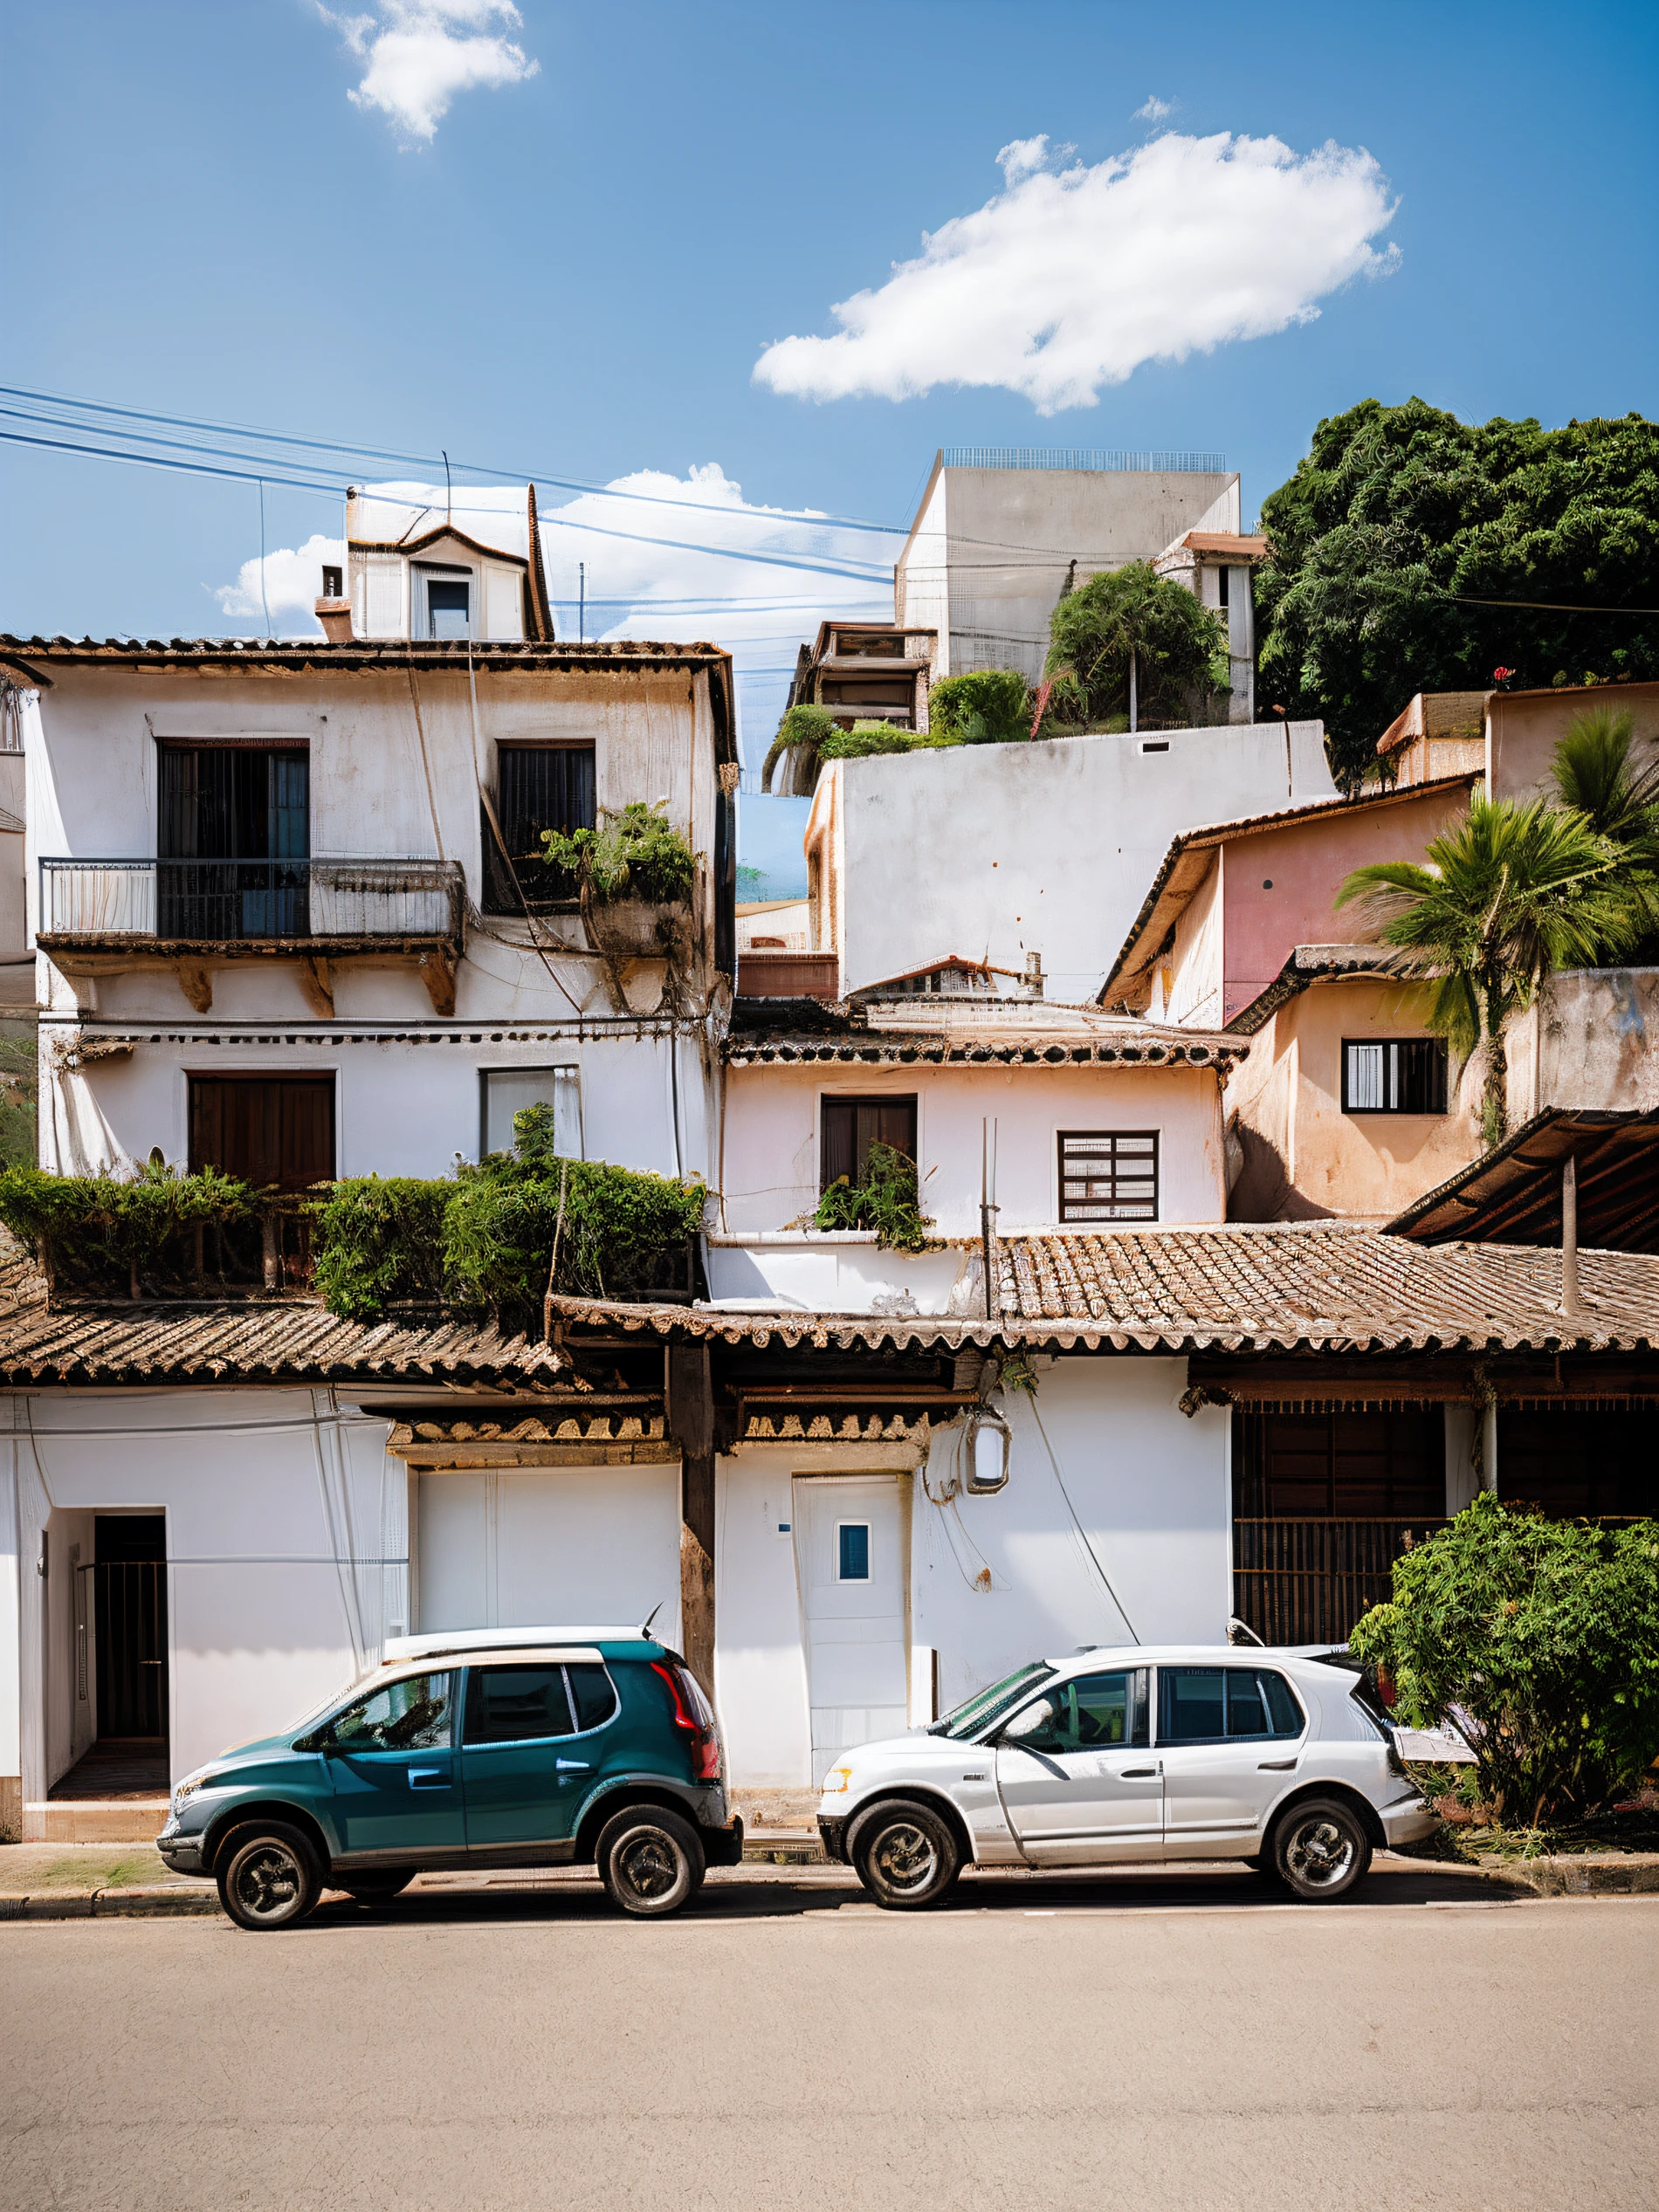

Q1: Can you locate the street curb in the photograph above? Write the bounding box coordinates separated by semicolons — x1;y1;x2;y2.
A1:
1470;1852;1659;1897
0;1887;222;1920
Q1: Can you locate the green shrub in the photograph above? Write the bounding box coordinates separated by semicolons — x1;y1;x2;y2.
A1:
540;801;694;905
813;1142;936;1253
762;703;839;793
0;1162;255;1295
311;1178;451;1320
928;670;1034;745
1046;560;1229;729
1351;1494;1659;1825
818;721;956;764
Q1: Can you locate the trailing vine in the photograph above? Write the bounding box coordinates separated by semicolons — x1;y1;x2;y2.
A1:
812;1142;936;1253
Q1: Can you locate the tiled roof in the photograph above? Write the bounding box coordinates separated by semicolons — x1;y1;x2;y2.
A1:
1223;944;1399;1035
726;996;1243;1069
0;635;730;684
550;1223;1659;1357
0;1242;567;1387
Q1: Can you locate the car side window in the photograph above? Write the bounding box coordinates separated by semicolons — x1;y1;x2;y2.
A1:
1003;1670;1148;1753
465;1665;576;1745
1157;1667;1305;1746
330;1673;452;1752
567;1662;619;1733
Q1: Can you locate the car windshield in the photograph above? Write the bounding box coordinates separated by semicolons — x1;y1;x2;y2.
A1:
930;1662;1057;1741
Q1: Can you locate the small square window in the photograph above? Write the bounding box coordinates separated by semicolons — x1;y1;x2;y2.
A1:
481;1067;581;1160
1058;1130;1159;1222
836;1522;871;1581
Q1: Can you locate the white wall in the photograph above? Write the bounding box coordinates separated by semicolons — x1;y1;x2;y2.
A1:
25;662;726;1183
8;1390;403;1796
809;719;1333;1002
719;1060;1227;1236
711;1359;1232;1789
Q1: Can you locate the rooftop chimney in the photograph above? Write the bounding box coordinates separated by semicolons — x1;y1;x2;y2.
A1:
316;564;352;644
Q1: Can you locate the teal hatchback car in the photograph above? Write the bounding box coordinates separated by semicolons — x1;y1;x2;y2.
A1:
156;1629;742;1928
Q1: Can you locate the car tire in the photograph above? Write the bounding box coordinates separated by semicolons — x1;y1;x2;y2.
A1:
217;1821;324;1931
851;1800;960;1911
1270;1797;1373;1902
341;1872;414;1908
596;1807;704;1917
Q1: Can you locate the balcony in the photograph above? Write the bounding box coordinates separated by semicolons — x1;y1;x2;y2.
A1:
38;857;466;1015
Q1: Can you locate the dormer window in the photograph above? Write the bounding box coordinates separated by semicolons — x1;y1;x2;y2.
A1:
416;565;472;640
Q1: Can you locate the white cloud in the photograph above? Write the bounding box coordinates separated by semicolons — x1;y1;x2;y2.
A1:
211;533;345;631
319;1;538;142
754;130;1400;416
1134;94;1173;121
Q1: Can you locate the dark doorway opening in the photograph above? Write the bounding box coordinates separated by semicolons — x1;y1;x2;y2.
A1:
50;1515;173;1804
189;1075;335;1191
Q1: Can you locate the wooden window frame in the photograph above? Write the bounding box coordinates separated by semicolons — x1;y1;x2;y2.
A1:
1057;1129;1160;1223
1340;1037;1449;1116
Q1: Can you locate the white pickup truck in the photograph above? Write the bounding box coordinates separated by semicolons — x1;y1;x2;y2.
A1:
816;1645;1445;1906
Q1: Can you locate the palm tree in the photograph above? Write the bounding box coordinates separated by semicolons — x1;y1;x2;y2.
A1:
1336;792;1640;1148
1552;707;1659;947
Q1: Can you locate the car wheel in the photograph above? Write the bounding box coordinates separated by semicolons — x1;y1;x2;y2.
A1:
852;1801;960;1911
342;1872;414;1908
217;1822;323;1931
1271;1797;1372;1902
597;1807;704;1917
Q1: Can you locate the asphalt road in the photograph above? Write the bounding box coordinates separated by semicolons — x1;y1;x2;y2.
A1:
3;1865;1656;2212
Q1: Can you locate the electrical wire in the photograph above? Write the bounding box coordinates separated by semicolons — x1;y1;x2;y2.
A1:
1025;1393;1139;1641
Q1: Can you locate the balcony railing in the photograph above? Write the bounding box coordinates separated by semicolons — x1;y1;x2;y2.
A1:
1232;1517;1452;1645
38;857;465;945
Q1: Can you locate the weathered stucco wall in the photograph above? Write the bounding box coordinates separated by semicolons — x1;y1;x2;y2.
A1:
809;719;1333;1003
1526;967;1659;1116
1219;782;1473;1022
1227;977;1481;1219
1488;680;1659;807
719;1058;1228;1236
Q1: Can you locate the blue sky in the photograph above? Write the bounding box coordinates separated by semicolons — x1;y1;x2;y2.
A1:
4;0;1656;894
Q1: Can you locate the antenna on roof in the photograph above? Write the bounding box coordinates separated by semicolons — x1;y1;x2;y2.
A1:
640;1602;664;1638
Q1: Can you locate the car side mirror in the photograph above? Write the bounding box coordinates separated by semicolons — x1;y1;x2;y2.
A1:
1000;1698;1063;1753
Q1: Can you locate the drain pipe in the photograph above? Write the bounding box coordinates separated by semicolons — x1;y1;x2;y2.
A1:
1560;1153;1580;1320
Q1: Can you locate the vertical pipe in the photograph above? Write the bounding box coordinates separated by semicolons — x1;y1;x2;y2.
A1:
1128;649;1138;734
1561;1154;1580;1318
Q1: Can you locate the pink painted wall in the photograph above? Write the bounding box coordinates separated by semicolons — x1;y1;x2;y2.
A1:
1220;784;1472;1023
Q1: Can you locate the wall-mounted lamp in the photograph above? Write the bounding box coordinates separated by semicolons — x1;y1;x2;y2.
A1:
964;1407;1011;1494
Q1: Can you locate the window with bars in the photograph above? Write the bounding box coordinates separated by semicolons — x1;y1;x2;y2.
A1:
1341;1038;1448;1115
1057;1130;1159;1221
483;745;596;913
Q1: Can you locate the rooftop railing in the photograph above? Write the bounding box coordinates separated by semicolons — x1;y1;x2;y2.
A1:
38;857;465;944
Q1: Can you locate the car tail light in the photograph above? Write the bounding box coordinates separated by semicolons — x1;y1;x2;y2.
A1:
651;1659;723;1783
1375;1663;1398;1709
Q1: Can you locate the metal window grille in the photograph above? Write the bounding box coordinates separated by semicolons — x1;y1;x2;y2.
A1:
484;745;595;913
1341;1039;1448;1115
1057;1130;1159;1221
941;449;1227;473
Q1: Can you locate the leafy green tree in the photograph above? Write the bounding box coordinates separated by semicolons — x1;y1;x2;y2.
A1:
1337;791;1638;1146
1256;398;1659;785
1045;561;1228;731
1351;1494;1659;1828
927;670;1033;745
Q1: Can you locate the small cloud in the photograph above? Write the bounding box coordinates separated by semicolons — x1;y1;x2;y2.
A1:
754;130;1401;416
212;534;345;634
318;1;539;143
1134;94;1174;121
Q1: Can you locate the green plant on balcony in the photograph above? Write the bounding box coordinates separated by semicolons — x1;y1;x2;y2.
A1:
813;1142;936;1254
1045;560;1229;731
819;721;954;764
0;1160;255;1298
540;801;695;907
312;1108;707;1327
1351;1494;1659;1830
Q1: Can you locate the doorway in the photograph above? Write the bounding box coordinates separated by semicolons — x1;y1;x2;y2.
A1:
56;1515;170;1803
793;1474;908;1788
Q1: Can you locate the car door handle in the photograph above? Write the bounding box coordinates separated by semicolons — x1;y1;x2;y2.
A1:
1119;1767;1158;1778
555;1759;590;1773
1258;1758;1298;1771
408;1768;450;1790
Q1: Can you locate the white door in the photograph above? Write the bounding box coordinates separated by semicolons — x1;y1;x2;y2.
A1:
416;1467;681;1645
795;1475;907;1788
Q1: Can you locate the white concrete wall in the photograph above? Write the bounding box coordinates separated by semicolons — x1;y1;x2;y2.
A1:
712;1359;1232;1788
25;663;726;1183
8;1390;403;1801
719;1060;1228;1236
808;719;1333;1004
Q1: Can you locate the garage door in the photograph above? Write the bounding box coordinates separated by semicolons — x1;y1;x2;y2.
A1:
416;1467;681;1645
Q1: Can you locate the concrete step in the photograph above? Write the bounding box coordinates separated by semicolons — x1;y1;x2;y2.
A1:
24;1802;170;1844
